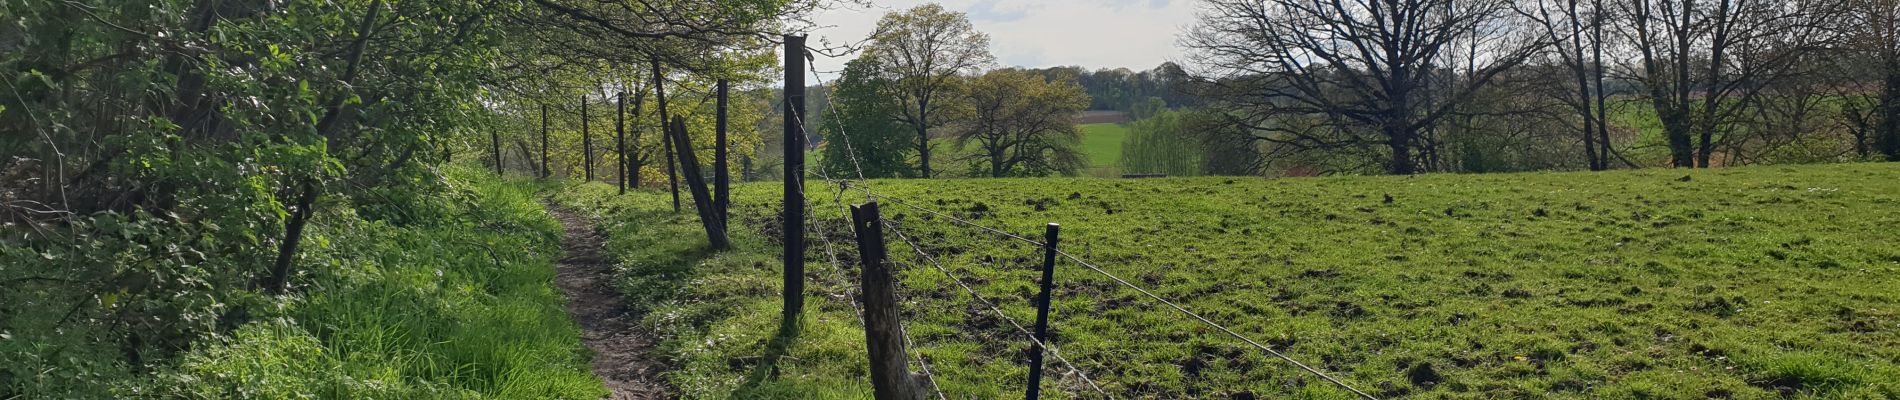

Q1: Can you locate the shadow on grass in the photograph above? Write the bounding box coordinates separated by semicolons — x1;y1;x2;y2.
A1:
733;317;805;396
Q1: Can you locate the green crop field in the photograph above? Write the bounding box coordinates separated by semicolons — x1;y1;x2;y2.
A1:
1079;123;1129;173
557;163;1900;399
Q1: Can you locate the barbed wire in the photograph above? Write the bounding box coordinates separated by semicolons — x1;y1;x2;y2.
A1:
880;218;1113;398
797;171;948;400
847;188;1382;399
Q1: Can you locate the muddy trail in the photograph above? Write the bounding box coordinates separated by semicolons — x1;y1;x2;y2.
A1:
546;204;673;399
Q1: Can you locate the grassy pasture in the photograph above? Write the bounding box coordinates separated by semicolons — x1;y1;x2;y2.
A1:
561;163;1900;399
1079;123;1130;172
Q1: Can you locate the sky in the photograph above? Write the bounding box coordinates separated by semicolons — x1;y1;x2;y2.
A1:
802;0;1199;83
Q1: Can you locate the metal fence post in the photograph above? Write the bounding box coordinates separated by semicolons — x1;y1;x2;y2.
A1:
1027;223;1061;400
781;34;808;326
582;94;593;182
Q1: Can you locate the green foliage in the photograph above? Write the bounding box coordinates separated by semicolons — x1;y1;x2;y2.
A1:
2;167;605;398
576;163;1900;398
1120;110;1202;176
954;69;1091;178
820;58;915;179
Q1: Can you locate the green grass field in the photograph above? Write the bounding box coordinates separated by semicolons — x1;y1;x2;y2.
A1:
561;163;1900;399
1079;123;1129;171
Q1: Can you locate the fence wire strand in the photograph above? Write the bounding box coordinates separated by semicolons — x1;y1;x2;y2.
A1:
880;218;1113;398
788;54;1367;400
842;186;1381;400
798;175;948;400
796;66;948;400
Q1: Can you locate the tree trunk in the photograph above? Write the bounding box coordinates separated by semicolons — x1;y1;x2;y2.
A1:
267;0;382;295
1592;0;1612;170
1880;62;1900;160
917;97;932;178
652;61;679;211
991;147;1005;178
1387;125;1417;175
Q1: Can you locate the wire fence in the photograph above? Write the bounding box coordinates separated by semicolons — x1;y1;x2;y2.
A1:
778;56;1380;400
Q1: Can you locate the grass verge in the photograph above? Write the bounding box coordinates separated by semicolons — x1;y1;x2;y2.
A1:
141;167;606;398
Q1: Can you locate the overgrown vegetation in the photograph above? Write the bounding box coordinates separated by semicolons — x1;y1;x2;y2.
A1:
571;163;1900;399
3;167;604;398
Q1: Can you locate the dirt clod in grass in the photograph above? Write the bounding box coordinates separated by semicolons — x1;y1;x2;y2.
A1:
547;205;672;399
1406;362;1442;388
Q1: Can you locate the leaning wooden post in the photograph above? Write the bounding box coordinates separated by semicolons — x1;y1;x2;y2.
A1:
540;103;550;178
1026;223;1061;400
781;34;808;327
651;61;679;212
849;201;926;400
617;91;627;195
582;95;594;182
715;78;731;230
668;116;730;250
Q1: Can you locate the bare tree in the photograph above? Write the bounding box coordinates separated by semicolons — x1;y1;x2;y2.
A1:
1525;0;1618;170
864;4;994;178
1617;0;1839;167
1184;0;1546;174
1838;0;1900;160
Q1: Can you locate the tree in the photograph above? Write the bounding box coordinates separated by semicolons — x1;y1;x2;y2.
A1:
1837;0;1900;160
953;69;1090;177
1184;0;1547;174
820;58;915;178
864;3;994;178
1121;110;1203;176
1525;0;1617;170
1619;0;1838;167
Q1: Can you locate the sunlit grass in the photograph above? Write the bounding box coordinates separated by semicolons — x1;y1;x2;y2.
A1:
565;163;1900;399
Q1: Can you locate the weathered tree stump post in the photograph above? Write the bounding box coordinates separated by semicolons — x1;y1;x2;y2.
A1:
849;201;927;400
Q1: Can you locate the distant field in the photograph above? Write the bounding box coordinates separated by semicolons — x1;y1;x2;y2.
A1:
566;163;1900;399
1078;123;1128;173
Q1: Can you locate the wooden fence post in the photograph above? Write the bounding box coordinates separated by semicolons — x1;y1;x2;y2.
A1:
540;103;549;178
668;117;730;250
1026;223;1061;400
715;78;730;230
849;202;926;400
781;34;807;327
617;91;627;195
491;127;502;175
582;94;593;182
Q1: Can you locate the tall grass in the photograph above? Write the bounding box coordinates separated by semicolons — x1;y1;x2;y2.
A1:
145;167;606;398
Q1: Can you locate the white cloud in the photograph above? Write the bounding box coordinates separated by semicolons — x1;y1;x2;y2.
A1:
803;0;1196;83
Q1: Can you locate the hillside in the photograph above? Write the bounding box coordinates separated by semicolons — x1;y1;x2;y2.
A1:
559;163;1900;399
